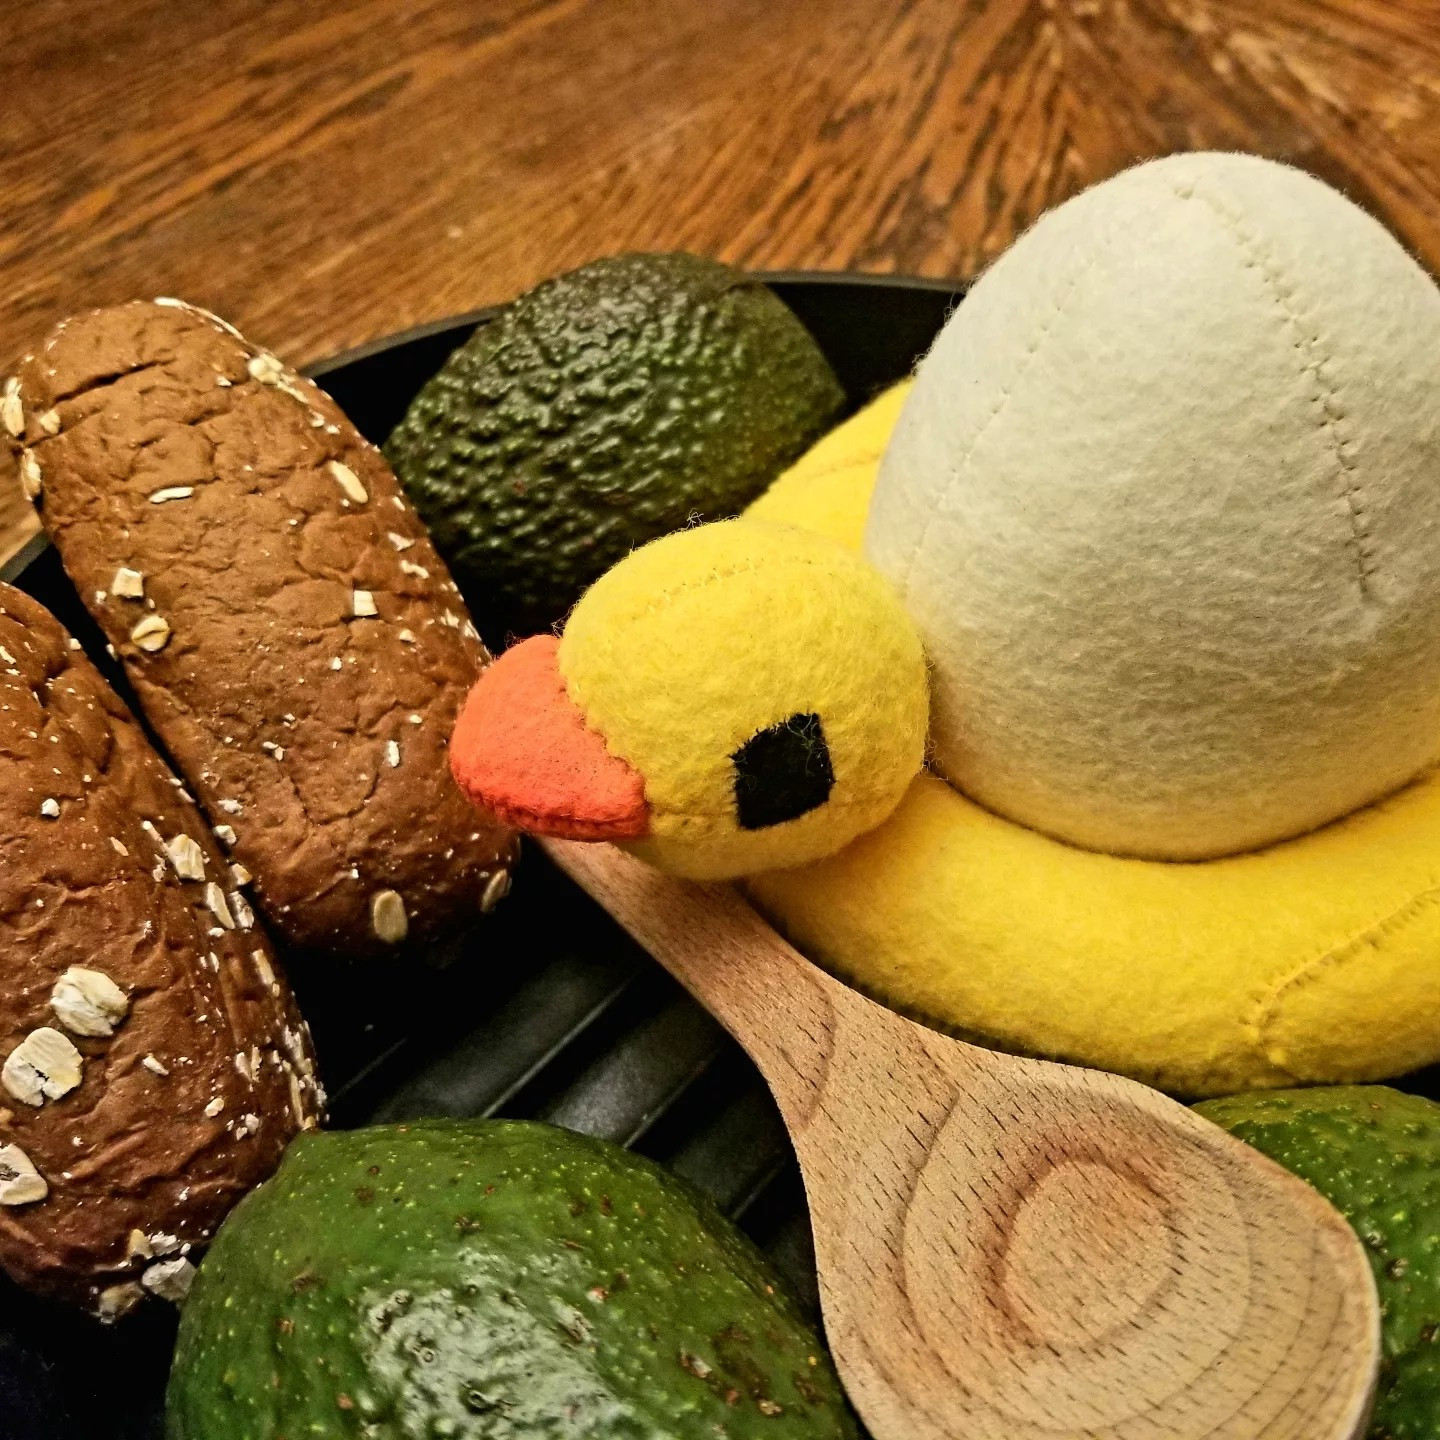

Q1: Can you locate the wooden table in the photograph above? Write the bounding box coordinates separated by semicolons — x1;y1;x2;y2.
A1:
3;0;1437;566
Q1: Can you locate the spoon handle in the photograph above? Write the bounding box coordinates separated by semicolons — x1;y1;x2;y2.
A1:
540;836;839;1107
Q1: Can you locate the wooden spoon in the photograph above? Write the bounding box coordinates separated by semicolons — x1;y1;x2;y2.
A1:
541;836;1379;1440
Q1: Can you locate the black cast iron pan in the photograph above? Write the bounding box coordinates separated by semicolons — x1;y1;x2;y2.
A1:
0;273;961;1439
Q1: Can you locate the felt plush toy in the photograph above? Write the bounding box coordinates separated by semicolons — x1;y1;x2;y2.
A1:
455;519;928;877
872;151;1440;861
452;152;1440;1097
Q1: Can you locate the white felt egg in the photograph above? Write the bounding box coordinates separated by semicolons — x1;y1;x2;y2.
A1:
866;152;1440;860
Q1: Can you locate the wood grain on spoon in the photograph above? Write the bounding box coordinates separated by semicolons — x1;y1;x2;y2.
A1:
542;836;1379;1440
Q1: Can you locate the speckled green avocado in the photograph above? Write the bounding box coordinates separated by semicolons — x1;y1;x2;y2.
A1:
165;1120;858;1440
384;253;844;640
1195;1086;1440;1440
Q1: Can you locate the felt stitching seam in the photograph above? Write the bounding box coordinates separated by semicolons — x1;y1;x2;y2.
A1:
1176;179;1376;603
896;219;1124;603
1248;882;1440;1076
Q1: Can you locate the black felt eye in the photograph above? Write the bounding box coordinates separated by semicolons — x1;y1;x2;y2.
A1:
732;712;836;830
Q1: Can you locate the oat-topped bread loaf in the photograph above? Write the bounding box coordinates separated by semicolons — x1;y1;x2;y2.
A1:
0;582;320;1317
5;300;517;958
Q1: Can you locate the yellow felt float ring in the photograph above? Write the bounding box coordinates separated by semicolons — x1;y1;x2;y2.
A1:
745;385;1440;1097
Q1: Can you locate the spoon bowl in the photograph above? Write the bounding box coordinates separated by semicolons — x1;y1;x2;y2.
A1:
542;836;1380;1440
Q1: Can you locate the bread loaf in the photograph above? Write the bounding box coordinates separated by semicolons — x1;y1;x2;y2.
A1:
0;582;320;1316
6;301;517;957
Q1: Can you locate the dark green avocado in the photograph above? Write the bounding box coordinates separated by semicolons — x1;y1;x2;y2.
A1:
384;253;845;641
1195;1086;1440;1440
165;1119;858;1439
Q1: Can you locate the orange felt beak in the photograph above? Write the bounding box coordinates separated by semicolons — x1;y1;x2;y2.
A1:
450;634;650;842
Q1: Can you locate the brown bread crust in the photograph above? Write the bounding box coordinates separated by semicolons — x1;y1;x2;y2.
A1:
8;300;517;958
0;582;320;1315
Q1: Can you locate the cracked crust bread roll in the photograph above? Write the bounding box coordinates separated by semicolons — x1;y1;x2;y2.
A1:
0;582;320;1317
5;300;518;959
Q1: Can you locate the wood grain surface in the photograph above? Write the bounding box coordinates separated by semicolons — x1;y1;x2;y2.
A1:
3;0;1438;564
543;837;1381;1440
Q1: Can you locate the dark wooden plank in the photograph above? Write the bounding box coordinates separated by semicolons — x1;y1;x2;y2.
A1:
2;0;1438;564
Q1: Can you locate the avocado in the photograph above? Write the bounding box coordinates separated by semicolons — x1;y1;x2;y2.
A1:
1195;1086;1440;1439
165;1120;858;1439
384;254;845;640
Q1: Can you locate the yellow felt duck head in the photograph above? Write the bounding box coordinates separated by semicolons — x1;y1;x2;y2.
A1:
451;151;1440;1097
452;518;928;881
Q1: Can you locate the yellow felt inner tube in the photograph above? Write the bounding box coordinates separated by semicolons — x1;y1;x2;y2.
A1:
744;384;1440;1096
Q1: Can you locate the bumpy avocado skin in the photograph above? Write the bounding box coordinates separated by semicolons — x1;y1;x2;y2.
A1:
1195;1086;1440;1439
383;253;845;640
166;1120;858;1440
